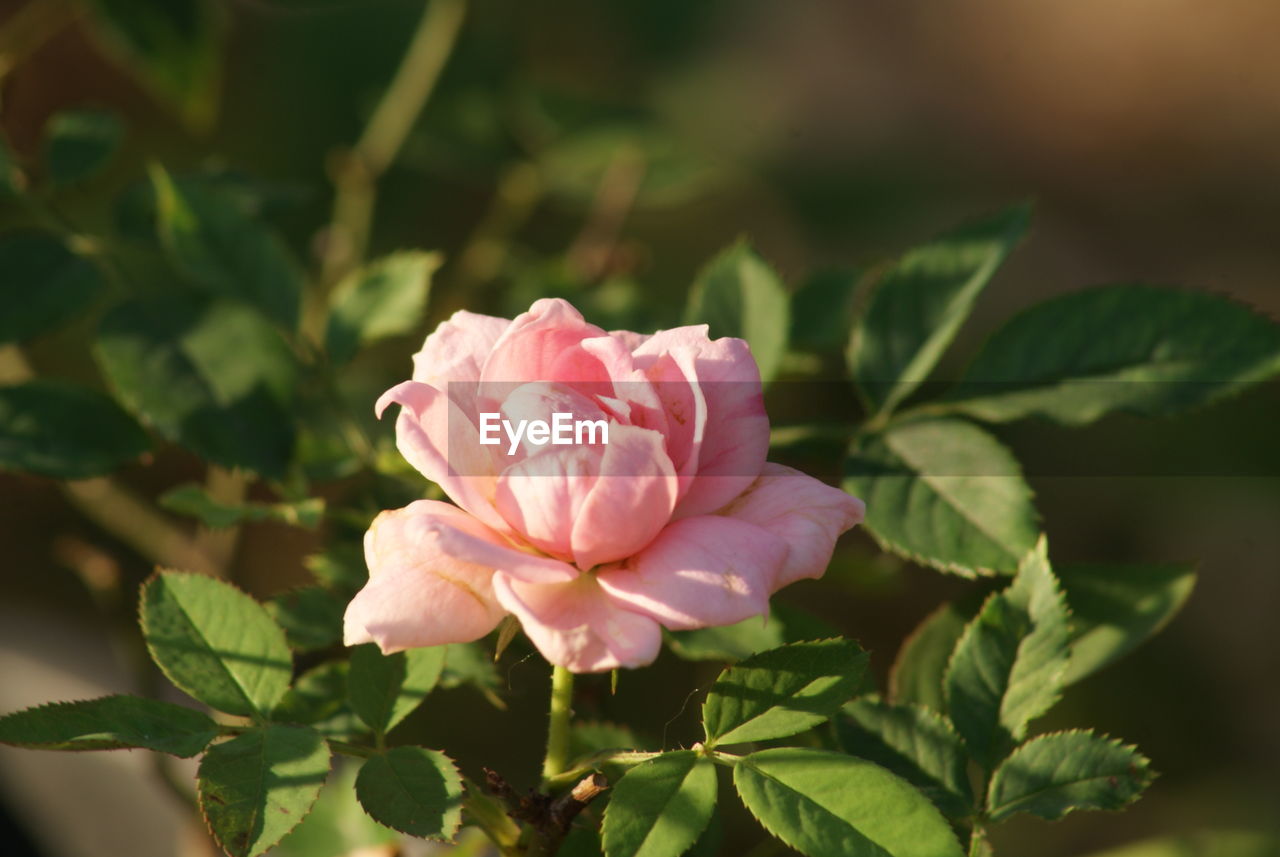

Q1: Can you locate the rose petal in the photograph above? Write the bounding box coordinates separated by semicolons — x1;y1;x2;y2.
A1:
492;573;662;672
719;463;866;589
376;380;508;533
479;298;609;397
634;328;769;516
344;501;506;652
426;512;580;584
596;515;785;631
494;425;677;569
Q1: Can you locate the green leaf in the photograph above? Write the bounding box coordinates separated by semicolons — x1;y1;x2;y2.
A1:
160;482;324;530
266;586;345;652
43;110;124;186
0;381;149;478
0;694;216;757
889;602;974;712
150;166;303;328
986;730;1154;822
702;639;868;747
1060;562;1197;684
140;571;293;717
0;231;106;344
438;642;502;699
347;644;446;736
944;286;1280;425
844;418;1040;577
571;721;651;759
304;543;368;597
791;269;861;354
603;751;717;857
944;540;1070;767
685;241;790;383
733;748;964;857
354;746;463;840
273;661;350;727
325;251;440;365
668;614;786;663
836;697;974;818
848;205;1029;415
198;724;331;857
84;0;224;129
95;295;298;478
273;760;397;857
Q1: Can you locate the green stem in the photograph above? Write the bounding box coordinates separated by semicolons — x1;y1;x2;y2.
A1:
314;0;468;299
541;664;574;784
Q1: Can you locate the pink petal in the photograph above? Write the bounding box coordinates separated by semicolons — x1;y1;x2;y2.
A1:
492;573;662;672
570;425;678;569
412;309;510;388
494;425;677;569
424;511;580;584
596;515;786;631
344;501;507;652
720;463;866;589
633;328;769;517
376;381;508;534
479;299;609;396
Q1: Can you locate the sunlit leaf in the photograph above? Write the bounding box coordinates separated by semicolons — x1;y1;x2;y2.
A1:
603;751;717;857
686;241;790;383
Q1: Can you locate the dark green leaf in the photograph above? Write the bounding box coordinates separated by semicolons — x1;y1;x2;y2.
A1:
837;697;973;818
667;615;786;663
84;0;224;129
304;543;368;597
791;269;861;354
733;747;964;857
438;642;502;699
702;639;868;747
945;286;1280;424
325;251;440;365
849;206;1028;414
1060;562;1197;684
0;231;106;344
355;746;463;840
602;751;717;857
198;724;330;857
571;721;651;759
140;571;293;717
844;418;1040;577
160;482;324;530
889;602;974;712
151;166;302;328
95;295;298;478
347;644;446;736
944;540;1070;767
0;381;149;478
266;586;345;652
0;694;216;757
273;661;350;727
986;730;1154;822
685;241;790;383
43;110;124;186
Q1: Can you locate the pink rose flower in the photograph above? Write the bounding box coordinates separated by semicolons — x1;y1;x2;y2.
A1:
344;298;865;672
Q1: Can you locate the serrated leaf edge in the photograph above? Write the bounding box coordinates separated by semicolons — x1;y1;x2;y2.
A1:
139;569;290;717
354;745;465;842
985;728;1156;822
0;694;217;757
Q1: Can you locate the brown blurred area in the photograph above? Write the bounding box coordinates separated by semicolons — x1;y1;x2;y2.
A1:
1;1;1278;855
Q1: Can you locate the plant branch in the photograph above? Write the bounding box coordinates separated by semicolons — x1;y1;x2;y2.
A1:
315;0;468;297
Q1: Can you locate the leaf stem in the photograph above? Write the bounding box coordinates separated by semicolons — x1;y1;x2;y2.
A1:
540;664;574;784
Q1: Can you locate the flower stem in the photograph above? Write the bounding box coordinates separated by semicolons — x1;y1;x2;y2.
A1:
541;664;575;784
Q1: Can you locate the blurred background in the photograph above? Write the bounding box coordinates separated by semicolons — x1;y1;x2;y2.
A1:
1;0;1278;855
